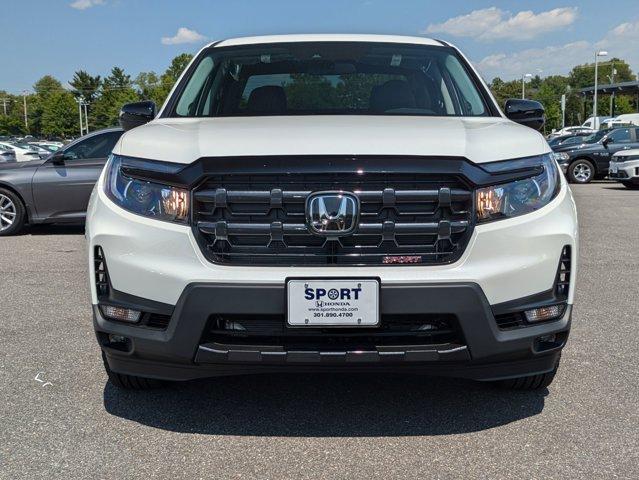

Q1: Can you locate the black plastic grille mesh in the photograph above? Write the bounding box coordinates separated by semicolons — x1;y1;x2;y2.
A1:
193;172;475;266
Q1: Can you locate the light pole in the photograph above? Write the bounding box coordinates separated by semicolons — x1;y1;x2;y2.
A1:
83;101;89;134
521;73;532;99
593;50;608;128
607;64;617;117
76;96;84;136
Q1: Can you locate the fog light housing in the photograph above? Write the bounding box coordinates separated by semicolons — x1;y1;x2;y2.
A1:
100;305;142;323
108;334;129;344
524;304;565;323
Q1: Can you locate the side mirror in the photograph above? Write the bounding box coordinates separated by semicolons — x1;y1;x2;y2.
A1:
602;137;610;147
504;99;545;131
50;151;67;165
119;101;156;131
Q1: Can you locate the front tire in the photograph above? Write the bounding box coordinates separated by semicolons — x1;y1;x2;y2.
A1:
493;356;560;390
102;352;163;390
0;188;26;236
567;159;595;184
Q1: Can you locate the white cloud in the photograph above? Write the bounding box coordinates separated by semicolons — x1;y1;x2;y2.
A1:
476;41;590;80
425;6;578;41
474;19;639;81
161;27;207;45
69;0;105;10
596;19;639;66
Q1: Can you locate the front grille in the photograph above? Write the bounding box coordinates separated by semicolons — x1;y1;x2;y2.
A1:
193;172;474;265
202;313;464;350
609;171;628;179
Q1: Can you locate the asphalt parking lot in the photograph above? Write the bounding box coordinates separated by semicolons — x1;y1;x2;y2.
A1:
1;181;638;479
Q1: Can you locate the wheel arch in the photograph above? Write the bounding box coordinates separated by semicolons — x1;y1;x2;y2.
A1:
570;155;596;165
0;181;32;224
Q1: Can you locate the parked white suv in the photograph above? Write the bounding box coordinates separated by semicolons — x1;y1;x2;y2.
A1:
609;148;639;189
87;34;577;391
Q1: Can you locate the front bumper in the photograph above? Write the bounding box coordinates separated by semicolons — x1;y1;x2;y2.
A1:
609;159;639;183
96;282;570;382
88;162;577;382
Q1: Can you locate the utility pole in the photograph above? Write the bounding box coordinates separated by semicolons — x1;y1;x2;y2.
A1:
22;91;29;130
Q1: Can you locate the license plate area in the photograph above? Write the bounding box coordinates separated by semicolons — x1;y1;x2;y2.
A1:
287;279;380;327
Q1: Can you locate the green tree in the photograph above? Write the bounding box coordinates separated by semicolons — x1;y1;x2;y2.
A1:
30;76;65;135
0;114;26;136
534;83;563;131
135;71;165;106
0;91;26;135
568;58;634;89
69;70;101;131
91;67;139;129
40;91;78;137
33;75;64;98
69;70;101;103
614;95;636;115
488;77;521;107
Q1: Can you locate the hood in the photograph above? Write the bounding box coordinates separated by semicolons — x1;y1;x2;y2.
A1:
552;139;601;153
115;116;549;165
613;148;639;158
560;142;602;154
0;158;46;170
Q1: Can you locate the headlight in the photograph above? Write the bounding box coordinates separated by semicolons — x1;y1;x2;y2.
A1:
476;154;561;223
551;152;570;163
104;155;189;224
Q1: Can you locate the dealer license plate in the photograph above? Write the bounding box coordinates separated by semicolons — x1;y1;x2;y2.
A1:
287;279;379;327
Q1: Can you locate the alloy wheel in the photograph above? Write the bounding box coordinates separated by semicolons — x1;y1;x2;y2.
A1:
0;193;17;231
572;162;592;183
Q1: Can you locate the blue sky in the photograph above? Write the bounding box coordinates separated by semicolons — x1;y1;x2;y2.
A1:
1;0;638;93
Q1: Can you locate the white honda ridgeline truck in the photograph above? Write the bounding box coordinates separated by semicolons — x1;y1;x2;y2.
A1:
87;35;577;391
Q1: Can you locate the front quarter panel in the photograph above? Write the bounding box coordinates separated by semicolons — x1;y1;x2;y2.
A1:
0;162;40;220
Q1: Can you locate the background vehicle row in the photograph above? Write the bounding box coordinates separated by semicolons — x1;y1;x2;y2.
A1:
0;128;122;235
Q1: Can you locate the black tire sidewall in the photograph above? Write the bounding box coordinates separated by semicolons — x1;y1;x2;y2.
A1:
0;187;26;236
568;159;595;184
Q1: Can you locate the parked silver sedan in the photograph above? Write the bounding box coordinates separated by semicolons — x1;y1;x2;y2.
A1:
0;144;17;163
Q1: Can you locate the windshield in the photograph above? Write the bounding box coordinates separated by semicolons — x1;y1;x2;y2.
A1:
563;136;586;145
583;130;609;144
170;42;492;118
